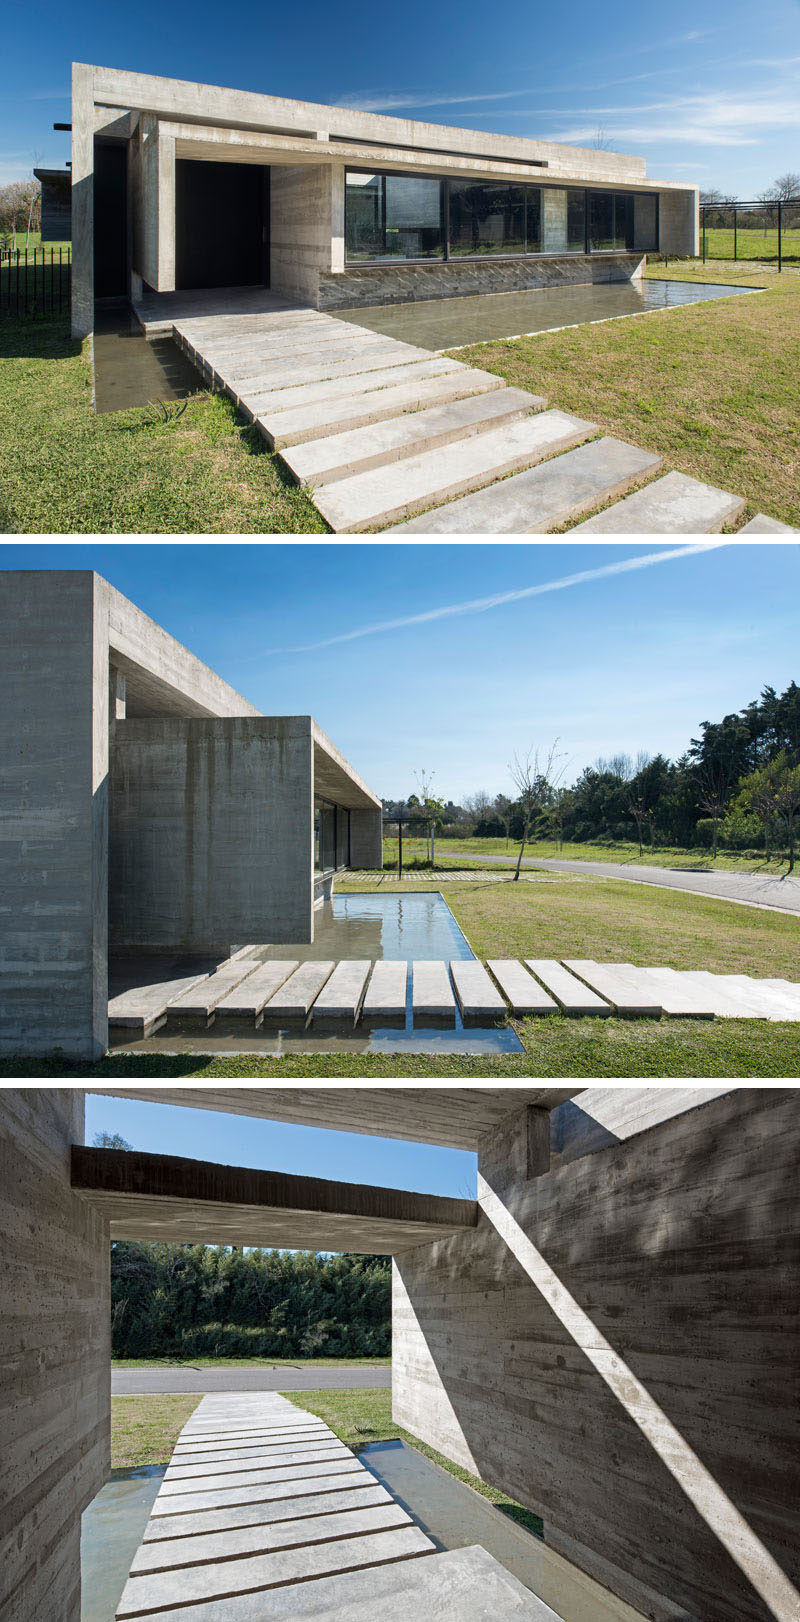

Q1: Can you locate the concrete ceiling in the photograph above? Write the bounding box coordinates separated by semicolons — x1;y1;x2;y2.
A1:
90;1087;578;1151
71;1146;477;1253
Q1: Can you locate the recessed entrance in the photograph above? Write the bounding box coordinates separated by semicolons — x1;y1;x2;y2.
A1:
175;159;269;291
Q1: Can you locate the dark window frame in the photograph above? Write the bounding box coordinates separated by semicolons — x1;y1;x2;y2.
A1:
344;168;659;265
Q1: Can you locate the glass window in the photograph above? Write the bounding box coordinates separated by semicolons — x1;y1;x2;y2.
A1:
613;192;633;251
335;808;350;870
345;171;443;260
633;193;658;252
525;189;542;253
449;182;526;256
589;191;614;251
567;189;586;251
316;800;336;870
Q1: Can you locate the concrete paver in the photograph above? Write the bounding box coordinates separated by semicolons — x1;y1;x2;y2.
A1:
412;961;456;1022
526;960;611;1016
309;959;371;1023
450;959;508;1023
738;514;798;533
562;960;662;1016
361;960;408;1023
389;436;662;533
213;961;299;1020
260;960;335;1023
108;970;212;1035
315;410;597;532
166;959;261;1023
569;470;746;533
141;1483;393;1544
487;960;558;1015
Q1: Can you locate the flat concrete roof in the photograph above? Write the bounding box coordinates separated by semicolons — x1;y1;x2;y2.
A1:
71;1145;478;1252
90;1087;578;1150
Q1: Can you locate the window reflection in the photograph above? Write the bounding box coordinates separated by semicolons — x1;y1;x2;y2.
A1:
449;182;526;256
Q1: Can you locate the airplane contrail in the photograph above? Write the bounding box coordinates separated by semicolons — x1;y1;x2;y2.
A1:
272;542;728;654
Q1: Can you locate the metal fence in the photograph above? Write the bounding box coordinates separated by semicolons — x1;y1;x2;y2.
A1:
701;199;800;267
0;245;72;319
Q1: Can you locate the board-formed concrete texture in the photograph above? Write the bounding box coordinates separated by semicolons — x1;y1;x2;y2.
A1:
0;570;381;1057
70;64;699;337
393;1088;800;1622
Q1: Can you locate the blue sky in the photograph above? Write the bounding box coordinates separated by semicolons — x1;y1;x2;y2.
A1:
3;540;798;801
2;0;798;196
84;1094;477;1198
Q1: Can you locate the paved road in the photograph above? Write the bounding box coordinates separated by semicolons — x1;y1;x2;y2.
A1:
448;850;800;916
112;1365;391;1394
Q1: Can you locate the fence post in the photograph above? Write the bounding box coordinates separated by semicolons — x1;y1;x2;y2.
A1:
778;200;782;274
733;206;737;261
702;207;706;264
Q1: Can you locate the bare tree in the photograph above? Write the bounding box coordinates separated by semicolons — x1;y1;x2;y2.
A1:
509;740;567;880
767;173;800;202
493;792;514;849
589;127;615;151
626;751;653;858
464;789;492;826
698;762;731;860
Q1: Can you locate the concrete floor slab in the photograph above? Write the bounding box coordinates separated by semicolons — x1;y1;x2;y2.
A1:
389;437;662;533
281;388;546;486
163;1446;350;1481
562;961;662;1016
131;1500;412;1576
361;960;408;1023
116;1525;436;1617
166;959;262;1024
619;966;716;1018
213;960;299;1020
158;1455;350;1496
256;367;503;447
725;976;800;1019
315;410;597;532
525;960;611;1015
450;959;508;1023
108;970;213;1034
412;961;456;1021
309;959;372;1023
241;358;467;426
569;470;746;533
205;333;401;385
148;1461;366;1518
680;971;770;1019
260;960;335;1022
487;960;558;1015
167;1439;344;1468
142;1484;394;1544
222;342;438;394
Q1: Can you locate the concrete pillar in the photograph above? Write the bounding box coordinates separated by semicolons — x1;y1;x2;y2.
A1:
71;63;95;339
0;572;109;1059
330;163;345;273
542;187;568;252
0;1089;110;1621
349;806;383;869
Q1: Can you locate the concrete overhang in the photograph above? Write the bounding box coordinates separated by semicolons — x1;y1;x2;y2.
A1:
89;1087;579;1151
313;721;382;811
106;577;261;720
70;1146;477;1253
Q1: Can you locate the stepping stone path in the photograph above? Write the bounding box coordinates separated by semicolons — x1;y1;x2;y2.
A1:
109;957;800;1035
115;1393;561;1620
150;294;767;533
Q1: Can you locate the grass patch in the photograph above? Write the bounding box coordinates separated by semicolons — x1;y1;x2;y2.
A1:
449;264;800;526
111;1394;201;1469
0;316;326;533
288;1388;543;1539
112;1356;390;1367
381;834;790;874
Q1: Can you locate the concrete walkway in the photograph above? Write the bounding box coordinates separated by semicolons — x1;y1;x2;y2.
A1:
446;851;800;916
114;1393;558;1620
112;1366;391;1395
131;286;777;535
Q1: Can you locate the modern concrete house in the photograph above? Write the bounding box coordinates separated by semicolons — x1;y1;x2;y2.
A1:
0;571;382;1060
1;1086;797;1621
69;63;699;337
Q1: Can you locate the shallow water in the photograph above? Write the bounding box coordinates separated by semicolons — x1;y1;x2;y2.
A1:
334;278;758;352
81;1467;165;1621
93;309;202;414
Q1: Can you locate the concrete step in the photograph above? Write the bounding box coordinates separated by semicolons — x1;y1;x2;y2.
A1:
142;1483;394;1544
562;960;662;1017
108;969;213;1036
118;1544;561;1622
281;388;545;486
213;960;299;1023
165;959;261;1026
116;1525;436;1619
525;960;611;1016
259;365;503;448
726;976;800;1020
388;437;662;533
186;323;380;364
130;1501;413;1577
309;959;372;1024
260;961;336;1025
199;328;394;384
449;960;508;1024
220;340;437;395
620;966;716;1018
314;410;597;533
569;470;746;533
738;514;798;533
412;961;456;1024
163;1444;350;1481
679;971;769;1019
148;1459;366;1519
238;358;468;428
487;960;558;1016
361;960;408;1025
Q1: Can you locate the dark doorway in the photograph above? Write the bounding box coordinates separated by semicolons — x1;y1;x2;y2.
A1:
94;143;128;300
175;161;269;290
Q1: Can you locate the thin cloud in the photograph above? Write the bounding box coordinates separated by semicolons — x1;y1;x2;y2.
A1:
273;544;727;655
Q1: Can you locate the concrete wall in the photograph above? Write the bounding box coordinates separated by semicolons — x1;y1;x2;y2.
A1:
0;573;109;1059
270;165;336;303
318;252;644;310
0;1089;110;1622
393;1089;800;1622
109;716;315;950
660;187;699;256
349;807;383;869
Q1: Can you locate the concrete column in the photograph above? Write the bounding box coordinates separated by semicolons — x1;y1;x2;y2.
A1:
70;63;95;338
542;187;568;252
0;572;109;1059
330;163;345;273
349;806;383;869
0;1089;110;1621
157;128;176;291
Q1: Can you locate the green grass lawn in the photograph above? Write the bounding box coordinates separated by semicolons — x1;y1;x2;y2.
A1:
380;834;789;874
108;1389;543;1537
0;316;325;533
112;1356;390;1366
6;874;799;1079
450;263;800;526
698;227;800;263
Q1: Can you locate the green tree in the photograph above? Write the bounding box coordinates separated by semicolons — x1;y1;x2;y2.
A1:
735;752;800;872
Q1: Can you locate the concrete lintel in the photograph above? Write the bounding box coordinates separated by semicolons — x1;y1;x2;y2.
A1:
70;1145;478;1253
478;1104;551;1195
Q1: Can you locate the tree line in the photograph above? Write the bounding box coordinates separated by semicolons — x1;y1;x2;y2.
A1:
382;682;800;868
110;1241;391;1359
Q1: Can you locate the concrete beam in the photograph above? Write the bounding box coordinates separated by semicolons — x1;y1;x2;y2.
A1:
70;1145;479;1253
88;1088;578;1150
